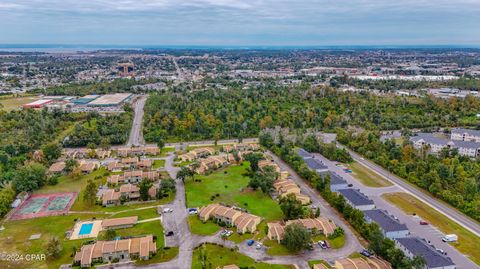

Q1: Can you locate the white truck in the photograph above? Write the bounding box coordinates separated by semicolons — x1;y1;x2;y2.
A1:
442;234;458;242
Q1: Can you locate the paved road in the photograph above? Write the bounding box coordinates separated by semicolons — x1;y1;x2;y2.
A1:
337;144;480;238
313;153;480;269
127;95;147;146
266;151;363;260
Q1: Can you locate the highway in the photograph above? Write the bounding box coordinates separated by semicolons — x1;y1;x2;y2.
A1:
126;95;147;146
338;143;480;238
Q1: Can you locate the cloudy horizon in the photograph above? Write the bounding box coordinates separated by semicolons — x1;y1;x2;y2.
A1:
0;0;479;46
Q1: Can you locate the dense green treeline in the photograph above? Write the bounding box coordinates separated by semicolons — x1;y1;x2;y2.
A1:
144;85;480;142
336;77;480;91
0;107;132;218
63;112;132;147
29;78;159;96
336;129;480;221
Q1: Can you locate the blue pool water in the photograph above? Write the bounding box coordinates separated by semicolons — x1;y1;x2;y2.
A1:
79;223;93;235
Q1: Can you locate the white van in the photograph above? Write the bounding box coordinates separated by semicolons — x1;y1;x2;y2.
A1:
442;234;458;242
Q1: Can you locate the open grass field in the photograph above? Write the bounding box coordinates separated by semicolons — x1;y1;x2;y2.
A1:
0;213;104;269
192;244;293;269
263;240;293;256
347;162;392;187
153;159;166;169
110;207;159;220
0;95;38;111
0;211;176;268
382;192;480;265
185;162;283;221
188;215;221;235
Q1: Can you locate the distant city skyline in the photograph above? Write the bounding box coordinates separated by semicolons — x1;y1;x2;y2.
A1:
0;0;479;46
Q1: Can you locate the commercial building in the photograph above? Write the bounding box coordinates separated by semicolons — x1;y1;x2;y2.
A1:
363;209;409;239
87;93;132;107
338;189;375;211
395;237;456;269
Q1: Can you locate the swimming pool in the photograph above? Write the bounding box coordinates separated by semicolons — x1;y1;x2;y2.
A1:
79;223;94;236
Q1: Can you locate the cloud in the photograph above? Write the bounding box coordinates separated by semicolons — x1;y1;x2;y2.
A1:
0;0;479;45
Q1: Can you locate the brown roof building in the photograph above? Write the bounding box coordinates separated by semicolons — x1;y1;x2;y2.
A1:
74;235;156;267
198;204;261;234
101;216;138;230
48;161;66;173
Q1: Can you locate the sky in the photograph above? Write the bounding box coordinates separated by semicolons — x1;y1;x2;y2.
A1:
0;0;479;47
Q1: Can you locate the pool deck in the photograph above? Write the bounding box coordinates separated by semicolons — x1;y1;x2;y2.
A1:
70;220;102;240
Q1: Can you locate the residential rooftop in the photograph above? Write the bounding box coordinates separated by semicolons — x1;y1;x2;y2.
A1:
363;209;408;233
338;188;374;206
396;237;455;268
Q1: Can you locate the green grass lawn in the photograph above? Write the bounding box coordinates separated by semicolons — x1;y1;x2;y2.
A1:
188;215;221;235
135;247;179;265
311;234;344;249
308;260;332;268
347;162;392;188
153;159;166;169
110;207;159;220
185;162;283;221
0;210;177;269
192;244;292;269
0;95;39;111
159;147;175;157
263;240;294;256
383;192;480;265
174;160;192;167
37;168;108;195
0;213;104;269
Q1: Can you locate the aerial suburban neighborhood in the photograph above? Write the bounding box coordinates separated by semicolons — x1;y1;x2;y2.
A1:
1;2;480;266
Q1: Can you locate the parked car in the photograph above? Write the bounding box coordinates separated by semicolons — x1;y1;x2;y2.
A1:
163;208;173;213
165;231;174;237
255;243;262;249
347;184;353;187
419;220;429;225
318;241;327;249
344;169;353;173
247;239;255;246
220;230;233;237
188;208;198;215
360;249;372;257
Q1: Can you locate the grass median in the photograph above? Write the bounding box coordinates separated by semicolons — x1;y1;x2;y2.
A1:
347;162;392;188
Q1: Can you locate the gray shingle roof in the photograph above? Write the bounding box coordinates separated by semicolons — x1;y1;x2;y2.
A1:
297;148;313;159
327;172;347;185
338;188;374;206
396;237;455;268
451;128;480;137
304;158;328;171
364;209;408;233
410;133;480;150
